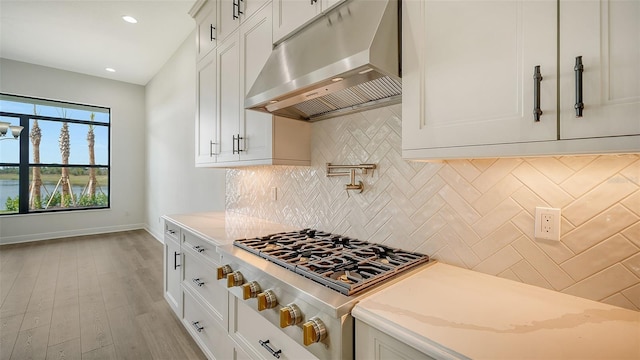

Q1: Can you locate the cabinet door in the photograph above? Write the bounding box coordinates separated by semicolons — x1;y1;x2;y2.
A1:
241;0;270;21
164;237;182;316
559;0;640;139
273;0;320;43
196;52;218;166
195;0;217;61
355;320;437;360
402;0;557;152
216;34;241;163
218;0;241;42
240;4;273;161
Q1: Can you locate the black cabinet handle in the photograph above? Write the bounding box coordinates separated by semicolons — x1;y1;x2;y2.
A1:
574;56;584;117
193;245;205;253
210;25;216;41
533;65;543;122
259;339;282;359
311;0;317;4
192;278;205;287
233;134;244;154
173;251;180;270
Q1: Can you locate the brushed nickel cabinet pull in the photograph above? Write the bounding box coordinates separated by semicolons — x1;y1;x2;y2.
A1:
259;339;282;358
192;321;204;332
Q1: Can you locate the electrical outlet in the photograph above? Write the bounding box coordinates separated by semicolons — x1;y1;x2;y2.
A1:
534;207;561;241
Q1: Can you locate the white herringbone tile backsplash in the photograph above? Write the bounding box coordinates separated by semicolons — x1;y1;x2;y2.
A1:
226;104;640;311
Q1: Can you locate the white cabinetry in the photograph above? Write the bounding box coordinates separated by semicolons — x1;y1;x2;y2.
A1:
273;0;346;44
194;0;218;61
229;296;317;359
183;287;233;360
559;0;640;139
355;319;436;360
195;51;218;166
216;3;311;166
217;0;270;42
192;1;311;168
163;218;235;360
163;221;182;317
402;0;640;160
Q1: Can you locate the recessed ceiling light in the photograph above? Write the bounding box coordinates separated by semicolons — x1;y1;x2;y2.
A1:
269;100;278;104
122;15;138;24
358;68;374;74
331;77;343;82
105;68;116;72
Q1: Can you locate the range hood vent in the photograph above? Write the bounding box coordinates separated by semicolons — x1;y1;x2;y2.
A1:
245;0;400;121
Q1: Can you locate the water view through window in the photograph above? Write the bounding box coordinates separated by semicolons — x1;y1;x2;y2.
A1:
0;94;110;214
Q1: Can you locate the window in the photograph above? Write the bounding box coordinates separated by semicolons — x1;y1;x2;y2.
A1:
0;94;110;215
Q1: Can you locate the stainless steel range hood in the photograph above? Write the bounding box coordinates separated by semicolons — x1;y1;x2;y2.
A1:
245;0;400;122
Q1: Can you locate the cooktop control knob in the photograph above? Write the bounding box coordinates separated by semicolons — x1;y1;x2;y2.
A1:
302;317;327;346
279;304;302;328
216;265;232;280
227;271;244;287
242;281;261;300
257;290;277;311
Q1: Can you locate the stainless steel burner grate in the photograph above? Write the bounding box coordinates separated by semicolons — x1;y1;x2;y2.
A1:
234;229;430;295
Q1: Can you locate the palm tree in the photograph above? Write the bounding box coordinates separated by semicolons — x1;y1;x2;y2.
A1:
29;105;42;209
87;113;96;197
59;121;72;207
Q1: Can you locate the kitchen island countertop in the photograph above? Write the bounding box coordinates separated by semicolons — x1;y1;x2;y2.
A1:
352;262;640;360
162;211;296;246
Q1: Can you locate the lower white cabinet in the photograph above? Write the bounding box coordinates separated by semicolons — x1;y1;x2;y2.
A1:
163;221;182;317
229;296;317;360
355;319;437;360
183;287;234;360
183;247;228;326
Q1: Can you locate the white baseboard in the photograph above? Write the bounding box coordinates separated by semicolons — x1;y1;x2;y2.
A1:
0;223;146;245
145;226;164;244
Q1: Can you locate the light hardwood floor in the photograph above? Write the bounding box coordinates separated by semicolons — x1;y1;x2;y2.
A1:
0;230;206;360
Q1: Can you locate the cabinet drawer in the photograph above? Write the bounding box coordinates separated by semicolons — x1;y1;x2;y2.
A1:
182;230;221;266
183;290;233;360
164;220;180;241
231;298;317;360
183;251;227;326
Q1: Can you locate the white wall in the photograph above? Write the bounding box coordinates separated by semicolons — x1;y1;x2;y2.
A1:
144;31;226;241
0;58;146;243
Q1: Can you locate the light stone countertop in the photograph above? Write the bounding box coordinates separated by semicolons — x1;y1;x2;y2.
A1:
162;211;296;246
352;262;640;360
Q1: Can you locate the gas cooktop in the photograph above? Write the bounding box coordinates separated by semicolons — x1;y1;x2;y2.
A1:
234;229;430;296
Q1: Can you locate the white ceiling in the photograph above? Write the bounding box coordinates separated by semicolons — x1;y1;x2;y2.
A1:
0;0;196;86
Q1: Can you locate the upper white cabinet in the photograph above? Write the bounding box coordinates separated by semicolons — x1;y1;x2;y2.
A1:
402;0;640;160
559;0;640;140
217;0;270;42
273;0;346;44
192;0;218;62
195;51;218;166
216;32;242;163
217;4;311;166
